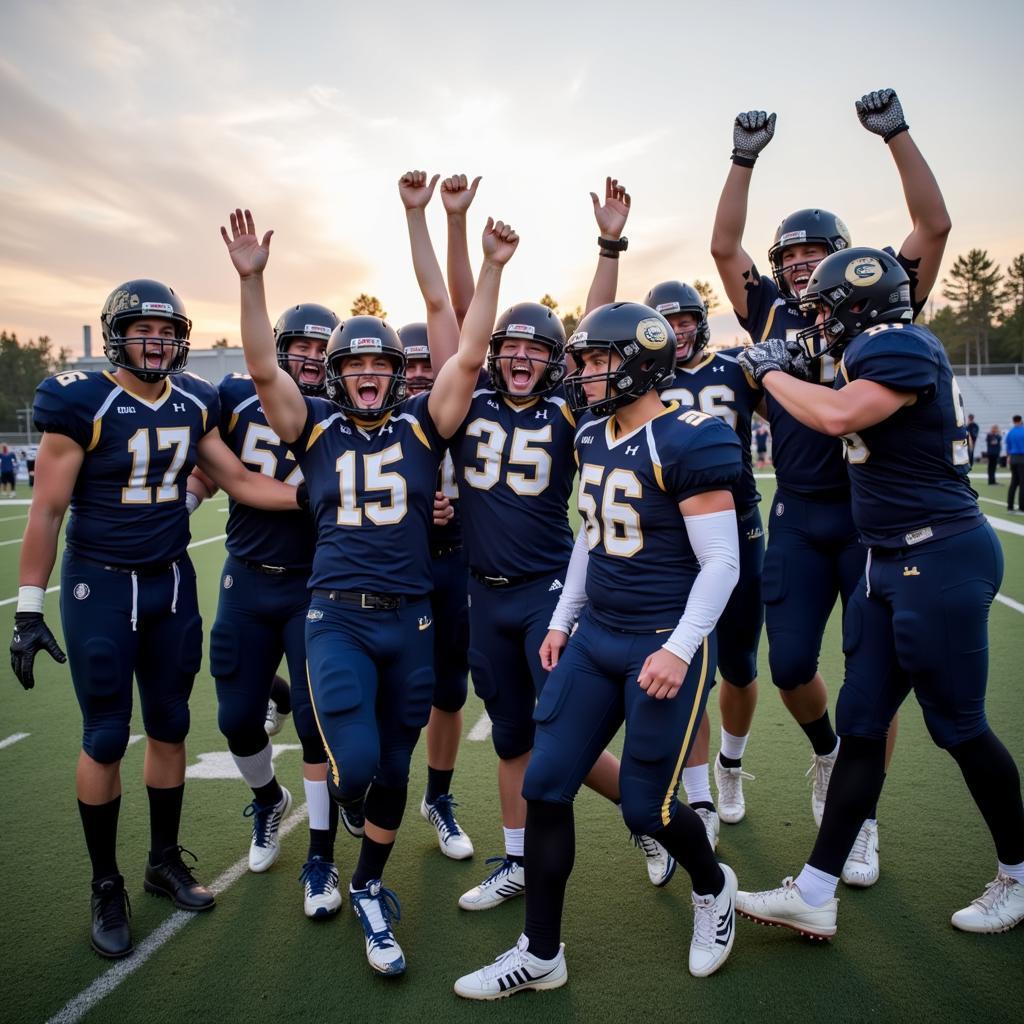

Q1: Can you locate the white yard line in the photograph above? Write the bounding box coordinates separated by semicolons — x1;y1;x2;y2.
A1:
0;512;30;523
46;803;309;1024
468;710;492;741
995;593;1024;615
0;536;24;546
0;732;30;749
987;514;1024;538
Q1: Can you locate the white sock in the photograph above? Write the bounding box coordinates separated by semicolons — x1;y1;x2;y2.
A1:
682;764;713;806
794;863;839;906
720;728;749;762
304;777;331;832
998;860;1024;884
504;826;525;858
233;743;275;790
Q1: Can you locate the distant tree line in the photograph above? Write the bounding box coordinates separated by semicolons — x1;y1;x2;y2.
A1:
0;331;70;432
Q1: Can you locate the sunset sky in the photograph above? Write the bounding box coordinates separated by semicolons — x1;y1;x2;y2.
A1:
2;0;1022;355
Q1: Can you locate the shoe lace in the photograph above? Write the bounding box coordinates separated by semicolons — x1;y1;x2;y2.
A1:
847;825;871;866
96;884;131;928
691;892;717;948
480;942;528;981
806;754;835;796
631;833;662;860
159;846;202;888
354;884;402;948
972;873;1017;911
243;799;276;848
299;858;338;895
718;765;755;803
428;794;463;839
482;856;517;884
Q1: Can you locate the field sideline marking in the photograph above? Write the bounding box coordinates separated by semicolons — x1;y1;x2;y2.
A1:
0;534;227;607
46;803;309;1024
468;711;492;741
0;512;29;524
995;593;1024;615
987;514;1024;538
0;732;30;749
0;537;23;547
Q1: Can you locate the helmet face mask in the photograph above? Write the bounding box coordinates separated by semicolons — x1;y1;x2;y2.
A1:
274;303;339;396
324;316;408;419
643;281;710;365
488;302;567;399
768;210;852;301
101;280;191;384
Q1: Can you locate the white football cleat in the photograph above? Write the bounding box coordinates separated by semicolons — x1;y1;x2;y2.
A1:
841;820;880;888
458;857;525;911
454;934;567;1000
736;877;838;939
634;833;676;887
421;794;474;860
690;864;738;977
300;856;341;919
245;786;292;873
349;880;405;975
695;807;721;852
714;756;755;824
951;873;1024;933
264;698;289;737
807;746;839;827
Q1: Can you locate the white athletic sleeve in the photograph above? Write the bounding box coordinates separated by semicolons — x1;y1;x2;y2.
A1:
662;509;739;664
547;527;590;635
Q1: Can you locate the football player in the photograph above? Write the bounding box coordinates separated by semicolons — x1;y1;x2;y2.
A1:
449;179;675;913
455;301;743;999
222;206;518;976
207;300;343;920
735;248;1024;936
709;89;950;881
10;280;299;959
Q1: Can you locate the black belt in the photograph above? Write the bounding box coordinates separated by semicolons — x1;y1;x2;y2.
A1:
240;559;308;577
74;553;178;576
311;588;412;610
431;543;463;559
469;567;551;589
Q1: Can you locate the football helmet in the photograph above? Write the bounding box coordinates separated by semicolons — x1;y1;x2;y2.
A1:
795;247;913;360
768;209;851;300
488;302;567;398
324;316;407;417
100;279;191;383
274;303;338;396
564;302;677;416
643;281;710;364
398;323;433;396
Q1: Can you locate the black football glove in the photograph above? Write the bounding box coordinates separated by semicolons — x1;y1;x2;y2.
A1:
295;481;311;513
738;339;815;386
732;110;777;166
10;612;66;690
856;88;909;143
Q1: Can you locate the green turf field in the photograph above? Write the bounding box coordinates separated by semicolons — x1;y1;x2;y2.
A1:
2;475;1023;1023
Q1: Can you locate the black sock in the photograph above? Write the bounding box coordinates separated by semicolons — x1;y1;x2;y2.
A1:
867;773;886;820
78;796;121;881
690;800;716;813
329;797;338;845
653;803;724;896
147;784;184;864
308;798;339;861
425;766;454;805
718;753;743;769
800;712;838;757
270;675;292;713
808;736;886;876
351;836;394;890
252;778;283;807
524;800;575;961
508;853;525;866
949;729;1024;864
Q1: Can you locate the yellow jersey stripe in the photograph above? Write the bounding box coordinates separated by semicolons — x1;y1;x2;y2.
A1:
660;636;710;826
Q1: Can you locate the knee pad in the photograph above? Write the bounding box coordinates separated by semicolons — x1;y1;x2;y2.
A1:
364;782;408;831
327;772;369;809
299;732;328;765
217;690;266;756
83;721;131;765
144;699;190;745
768;638;818;692
619;798;662;839
490;713;534;762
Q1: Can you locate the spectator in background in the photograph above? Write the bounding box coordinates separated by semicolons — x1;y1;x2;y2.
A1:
985;424;1003;486
966;413;979;467
27;447;37;488
1007;415;1024;513
0;444;16;498
754;421;770;469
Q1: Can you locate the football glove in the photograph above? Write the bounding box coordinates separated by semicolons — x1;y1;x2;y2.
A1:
856;88;909;143
295;481;311;513
11;612;66;690
737;339;815;386
732;110;777;166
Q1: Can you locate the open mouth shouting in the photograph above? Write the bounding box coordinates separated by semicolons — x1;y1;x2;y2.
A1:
508;361;536;391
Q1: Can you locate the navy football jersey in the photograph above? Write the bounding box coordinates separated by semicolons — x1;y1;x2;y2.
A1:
661;351;761;513
218;374;313;569
33;369;218;565
429;450;463;551
834;322;981;547
449;387;577;576
574;403;742;632
290;392;444;595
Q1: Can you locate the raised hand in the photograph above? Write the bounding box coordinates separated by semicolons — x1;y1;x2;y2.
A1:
737;338;814;385
441;174;481;215
856;88;909;142
399;169;440;211
732;110;777;164
220;208;273;278
482;217;519;266
590;177;631;240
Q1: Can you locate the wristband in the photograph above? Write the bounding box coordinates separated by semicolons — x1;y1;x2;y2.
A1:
17;585;46;614
185;491;201;515
598;235;628;252
883;123;909;143
599;250;620;260
730;150;757;168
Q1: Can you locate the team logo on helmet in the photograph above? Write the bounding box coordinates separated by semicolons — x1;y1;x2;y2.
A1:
505;323;537;338
845;256;884;286
303;323;332;336
655;301;681;314
350;337;383;351
636;317;669;350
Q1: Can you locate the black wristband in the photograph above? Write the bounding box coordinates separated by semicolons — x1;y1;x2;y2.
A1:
731;149;757;168
599;250;620;260
597;235;628;252
883;123;909;144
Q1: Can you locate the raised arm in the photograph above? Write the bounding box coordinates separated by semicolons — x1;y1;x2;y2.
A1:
220;208;308;443
584;177;631;314
429;217;519;439
855;89;951;303
710;110;777;320
399;170;460;370
441;173;481;326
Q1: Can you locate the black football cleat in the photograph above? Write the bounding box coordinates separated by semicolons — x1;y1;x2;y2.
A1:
91;874;133;959
144;846;216;911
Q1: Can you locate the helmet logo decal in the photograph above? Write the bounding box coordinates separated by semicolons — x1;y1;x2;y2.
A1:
350;338;383;351
140;301;174;314
636;317;669;350
845;257;883;286
655;301;681;314
568;330;588;345
303;323;331;335
779;230;807;246
505;323;536;337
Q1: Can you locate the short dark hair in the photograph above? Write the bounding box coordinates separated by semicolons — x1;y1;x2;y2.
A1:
1014;415;1023;424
